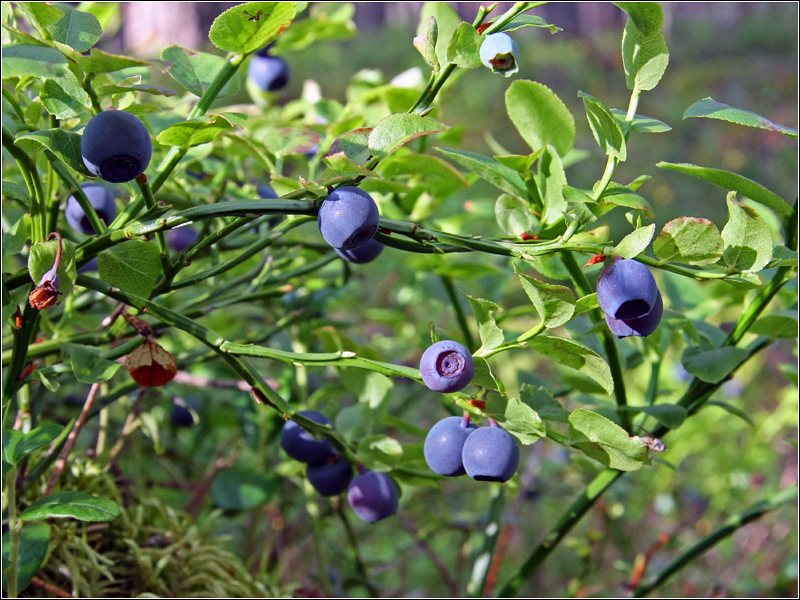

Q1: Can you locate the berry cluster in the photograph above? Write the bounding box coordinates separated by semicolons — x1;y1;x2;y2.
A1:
280;411;399;523
597;258;663;338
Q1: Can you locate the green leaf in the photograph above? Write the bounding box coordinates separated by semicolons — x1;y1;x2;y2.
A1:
156;113;246;148
621;404;686;429
538;145;568;224
268;3;355;54
520;384;569;423
358;435;403;471
2;214;30;256
60;343;121;383
437;148;527;198
12;423;63;463
261;126;319;156
682;346;750;384
657;162;792;223
378;153;469;190
45;4;102;52
1;523;50;594
335;403;373;441
2;182;32;206
530;336;613;394
612;223;655;259
704;401;755;427
14;129;91;176
579;91;626;161
21;491;120;522
28;237;77;297
1;44;68;79
33;369;60;393
574;293;600;316
610;108;671;133
721;196;773;273
413;15;439;70
600;183;653;217
749;312;799;339
162;45;240;99
16;2;65;33
70;48;151;74
208;2;297;55
505;80;575;156
620;8;669;92
40;72;92;119
418;1;461;67
211;468;274;511
329;127;372;165
768;246;798;268
684;97;798;139
568;408;647;471
3;430;24;465
486;395;546;445
652;217;723;266
471;357;501;391
466;294;504;353
516;266;576;329
95;82;176;98
97;240;160;298
497;14;561;34
322;152;375;177
368;113;449;159
613;2;663;36
495;194;534;236
446;22;481;69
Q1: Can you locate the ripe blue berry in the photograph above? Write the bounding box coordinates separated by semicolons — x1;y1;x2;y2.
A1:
479;33;520;77
248;55;290;92
318;186;380;251
424;416;478;477
461;426;519;483
258;185;279;199
347;471;399;523
307;453;354;497
167;226;199;252
65;184;116;234
596;257;659;320
606;289;663;338
81;110;152;183
419;340;475;394
171;399;197;427
280;410;334;463
335;238;384;264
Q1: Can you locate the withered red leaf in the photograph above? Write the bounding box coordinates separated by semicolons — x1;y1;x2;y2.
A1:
126;339;177;387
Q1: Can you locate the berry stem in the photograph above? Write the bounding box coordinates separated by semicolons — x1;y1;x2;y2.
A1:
462;412;472;427
47;232;63;273
488;418;499;428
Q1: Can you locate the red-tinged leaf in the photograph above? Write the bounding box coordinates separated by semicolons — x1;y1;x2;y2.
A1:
125;340;177;387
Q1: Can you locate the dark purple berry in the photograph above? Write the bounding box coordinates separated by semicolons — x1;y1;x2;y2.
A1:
606;290;663;338
307;454;354;497
167;226;199;252
280;410;334;463
335;238;384;264
347;471;399;523
596;257;659;320
424;416;478;476
248;56;289;91
81;110;152;183
318;186;380;251
461;426;519;483
65;184;116;235
419;340;475;394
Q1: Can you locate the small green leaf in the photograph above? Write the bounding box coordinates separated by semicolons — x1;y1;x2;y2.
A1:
21;491;120;522
162;45;240;99
1;44;68;79
418;1;461;67
520;384;569;423
612;223;655;259
45;4;102;52
579;91;626;161
97;240;160;298
2;182;32;206
14;129;91;176
322;152;375;177
538;145;568;224
704;401;755;427
16;2;65;33
472;357;501;391
684;97;798;139
208;2;297;55
600;183;653;217
506;80;575;157
621;404;686;429
446;22;481;69
613;2;664;36
516;266;576;329
28;237;77;297
70;48;151;74
653;217;723;265
413;15;439;70
749;312;799;339
2;214;30;256
368;113;449;159
721;196;773;273
261;126;319;156
437;148;527;198
497;14;561;34
486;395;546;445
60;343;121;383
530;336;613;394
466;294;504;353
335;403;373;441
568;408;647;471
329;127;372;165
682;346;750;384
33;369;60;392
157;113;246;148
768;246;798;268
495;194;534;236
574;293;600;316
96;82;176;98
12;423;63;463
657;162;792;223
40;72;92;119
358;434;403;470
211;468;274;511
1;523;50;594
3;430;24;465
610;108;671;133
620;7;669;92
268;3;355;54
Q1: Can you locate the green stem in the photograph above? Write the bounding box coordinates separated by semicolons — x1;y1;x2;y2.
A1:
441;275;477;351
337;502;378;597
724;265;795;346
632;485;799;598
2;84;26;122
47;153;106;234
2;300;40;406
82;74;102;114
136;176;172;278
467;484;505;597
3;125;45;243
5;465;20;598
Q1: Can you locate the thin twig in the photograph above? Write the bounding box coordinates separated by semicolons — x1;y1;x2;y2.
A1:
184;439;242;517
103;388;147;468
400;516;460;595
31;576;73;598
